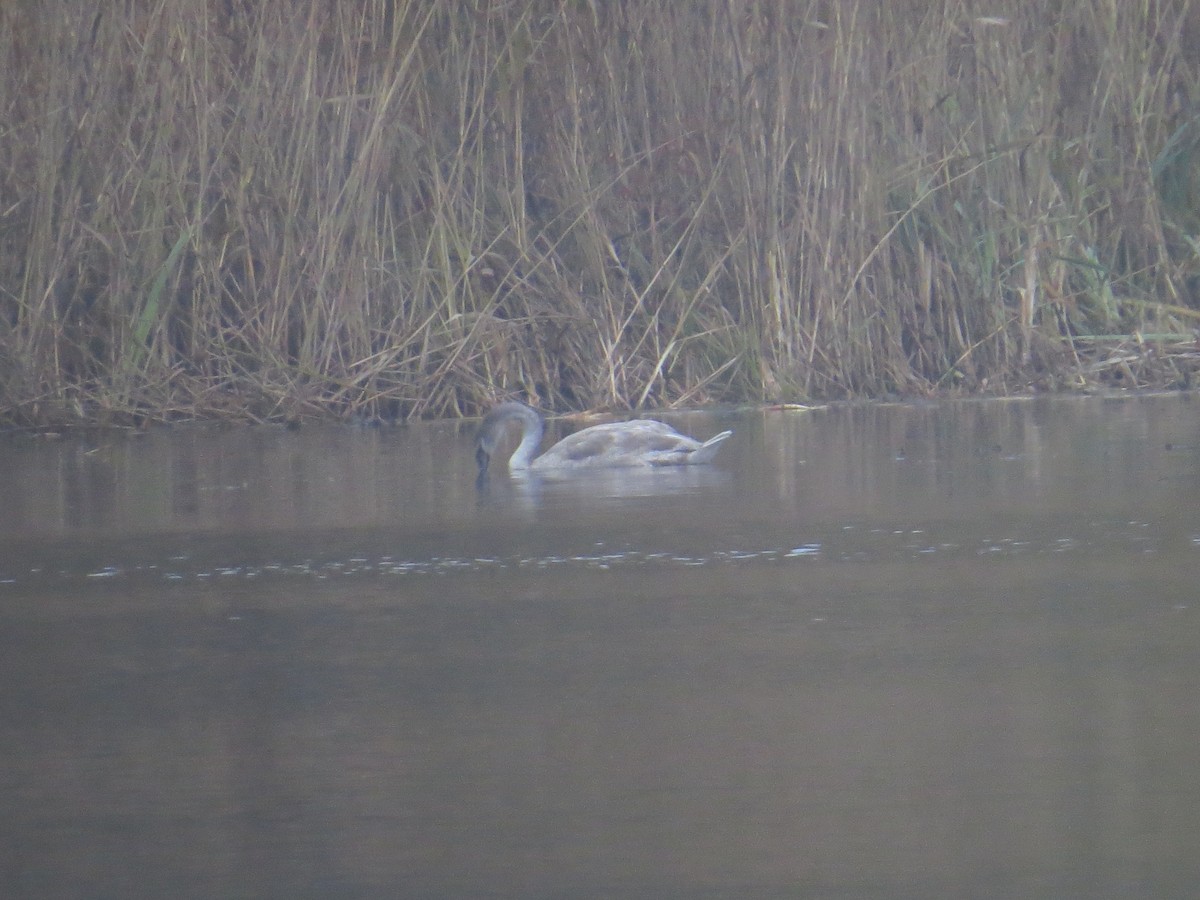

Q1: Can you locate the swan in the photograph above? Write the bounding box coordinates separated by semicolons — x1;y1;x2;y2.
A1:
475;401;732;475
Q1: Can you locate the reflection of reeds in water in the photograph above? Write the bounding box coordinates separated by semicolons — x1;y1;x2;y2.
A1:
1;1;1198;426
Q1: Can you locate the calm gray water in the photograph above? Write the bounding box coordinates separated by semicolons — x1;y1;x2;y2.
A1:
2;395;1199;898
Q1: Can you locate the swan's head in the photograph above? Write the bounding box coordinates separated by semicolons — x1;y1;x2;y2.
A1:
475;418;502;475
475;440;493;475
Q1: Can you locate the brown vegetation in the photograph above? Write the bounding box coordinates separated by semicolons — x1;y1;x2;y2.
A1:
2;0;1199;425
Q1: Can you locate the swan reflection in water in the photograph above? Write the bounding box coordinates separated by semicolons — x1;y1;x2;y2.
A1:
475;402;732;477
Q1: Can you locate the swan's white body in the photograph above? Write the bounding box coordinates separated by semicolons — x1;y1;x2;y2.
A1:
475;402;732;474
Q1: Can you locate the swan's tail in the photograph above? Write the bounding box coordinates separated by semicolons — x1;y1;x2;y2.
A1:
688;430;732;463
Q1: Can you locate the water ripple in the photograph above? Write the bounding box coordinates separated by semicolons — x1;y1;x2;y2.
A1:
0;518;1189;588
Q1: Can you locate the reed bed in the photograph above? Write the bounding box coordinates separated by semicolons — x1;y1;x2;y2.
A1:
1;0;1198;425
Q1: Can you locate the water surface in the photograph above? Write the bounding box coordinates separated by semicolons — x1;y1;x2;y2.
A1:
2;395;1199;898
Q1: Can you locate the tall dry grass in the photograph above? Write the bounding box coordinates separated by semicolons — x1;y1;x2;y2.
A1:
1;0;1197;424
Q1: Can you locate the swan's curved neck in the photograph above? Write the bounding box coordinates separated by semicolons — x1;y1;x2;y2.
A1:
480;402;545;471
507;408;544;469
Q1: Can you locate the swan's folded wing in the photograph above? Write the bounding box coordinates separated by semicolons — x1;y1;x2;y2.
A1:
546;424;681;464
533;419;731;468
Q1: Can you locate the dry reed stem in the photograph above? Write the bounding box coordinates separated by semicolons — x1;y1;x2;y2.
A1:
0;0;1198;426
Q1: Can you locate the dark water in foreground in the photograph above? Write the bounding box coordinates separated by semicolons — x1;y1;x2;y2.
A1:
2;395;1199;898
